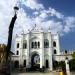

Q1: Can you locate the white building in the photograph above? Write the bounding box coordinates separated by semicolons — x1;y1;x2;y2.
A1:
11;25;66;71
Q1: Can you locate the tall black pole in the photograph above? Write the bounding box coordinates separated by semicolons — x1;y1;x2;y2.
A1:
5;6;19;75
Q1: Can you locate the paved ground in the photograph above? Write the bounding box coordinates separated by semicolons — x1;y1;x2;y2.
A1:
11;72;75;75
11;72;57;75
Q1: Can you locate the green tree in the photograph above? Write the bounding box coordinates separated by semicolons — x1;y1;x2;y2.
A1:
72;51;75;59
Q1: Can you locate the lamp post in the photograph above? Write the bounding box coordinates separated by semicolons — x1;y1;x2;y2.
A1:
5;6;19;75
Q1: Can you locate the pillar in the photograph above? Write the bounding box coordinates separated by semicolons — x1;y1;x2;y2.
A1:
48;32;53;71
26;33;30;68
65;58;70;75
40;32;44;68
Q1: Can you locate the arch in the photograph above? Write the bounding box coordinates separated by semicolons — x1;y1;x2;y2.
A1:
54;49;57;54
34;41;37;49
53;41;56;47
31;42;34;48
14;60;19;68
31;52;40;69
44;39;49;48
17;43;19;48
31;41;40;49
38;41;40;48
23;40;27;49
16;51;19;55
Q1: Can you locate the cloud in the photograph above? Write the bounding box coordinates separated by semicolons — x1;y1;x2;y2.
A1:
63;17;75;33
19;0;44;10
0;0;75;46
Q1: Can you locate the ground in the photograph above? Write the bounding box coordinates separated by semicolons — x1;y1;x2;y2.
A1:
11;71;75;75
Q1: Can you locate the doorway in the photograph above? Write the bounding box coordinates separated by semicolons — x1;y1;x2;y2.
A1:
31;53;40;69
14;60;19;68
23;60;26;67
46;60;49;68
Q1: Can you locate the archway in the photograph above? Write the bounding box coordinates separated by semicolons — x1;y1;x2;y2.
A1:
14;60;19;68
31;53;40;69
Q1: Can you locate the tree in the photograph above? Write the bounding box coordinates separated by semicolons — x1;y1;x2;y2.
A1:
72;51;75;59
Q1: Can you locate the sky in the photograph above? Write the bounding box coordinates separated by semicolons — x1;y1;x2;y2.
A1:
0;0;75;51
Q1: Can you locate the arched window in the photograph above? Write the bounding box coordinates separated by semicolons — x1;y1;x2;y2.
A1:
17;43;19;48
23;43;27;49
53;41;56;47
31;41;40;49
23;40;27;49
31;42;34;48
44;39;49;48
54;49;57;54
34;42;37;49
38;42;40;48
16;51;19;55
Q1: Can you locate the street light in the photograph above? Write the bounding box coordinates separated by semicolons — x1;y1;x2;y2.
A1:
5;6;19;75
14;6;19;14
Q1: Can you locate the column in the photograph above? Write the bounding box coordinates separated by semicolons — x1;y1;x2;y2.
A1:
26;33;30;68
40;32;44;68
57;32;60;55
65;58;70;75
19;37;23;68
48;32;53;71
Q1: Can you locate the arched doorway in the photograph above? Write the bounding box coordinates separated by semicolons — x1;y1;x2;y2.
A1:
14;60;19;68
31;53;40;69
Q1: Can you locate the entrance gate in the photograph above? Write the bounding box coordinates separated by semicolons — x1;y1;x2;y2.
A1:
31;53;40;69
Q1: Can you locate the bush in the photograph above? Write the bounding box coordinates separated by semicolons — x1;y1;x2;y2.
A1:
53;61;58;70
69;59;75;71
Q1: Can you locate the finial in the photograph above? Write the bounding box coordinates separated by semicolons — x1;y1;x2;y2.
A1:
35;24;36;27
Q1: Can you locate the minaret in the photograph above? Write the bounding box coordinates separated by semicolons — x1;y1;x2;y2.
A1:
48;26;53;71
19;28;24;68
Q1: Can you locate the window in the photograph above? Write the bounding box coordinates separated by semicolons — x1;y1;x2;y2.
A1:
34;42;37;49
31;41;40;49
23;40;27;49
17;43;19;48
53;41;56;47
54;49;57;54
44;39;49;48
23;43;27;49
38;42;40;48
31;42;34;48
16;51;19;55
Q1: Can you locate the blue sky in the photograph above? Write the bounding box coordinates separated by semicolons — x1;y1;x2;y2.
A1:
0;0;75;51
37;0;75;50
40;0;75;50
38;0;75;16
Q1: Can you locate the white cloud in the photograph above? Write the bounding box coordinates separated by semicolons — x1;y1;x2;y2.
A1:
33;11;39;15
0;0;75;46
63;17;75;33
20;0;44;10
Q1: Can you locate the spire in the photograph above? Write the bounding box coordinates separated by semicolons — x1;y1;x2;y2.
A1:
21;26;24;35
35;24;36;28
48;25;51;32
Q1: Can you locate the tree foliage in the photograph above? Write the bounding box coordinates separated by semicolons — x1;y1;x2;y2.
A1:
72;51;75;59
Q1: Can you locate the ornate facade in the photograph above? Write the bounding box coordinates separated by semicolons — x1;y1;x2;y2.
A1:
12;25;60;71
